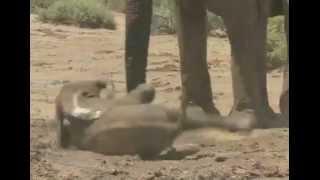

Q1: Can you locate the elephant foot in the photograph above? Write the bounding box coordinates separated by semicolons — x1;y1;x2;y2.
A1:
227;107;289;130
224;109;257;131
183;104;257;131
256;112;289;129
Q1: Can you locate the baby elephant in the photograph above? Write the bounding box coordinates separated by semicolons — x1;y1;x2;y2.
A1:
56;80;186;159
56;81;255;159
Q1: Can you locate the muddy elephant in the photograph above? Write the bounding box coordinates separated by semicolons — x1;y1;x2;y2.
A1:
125;0;289;128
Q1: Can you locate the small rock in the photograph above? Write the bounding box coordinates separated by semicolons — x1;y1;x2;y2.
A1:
115;159;134;167
185;152;215;160
232;166;247;175
252;161;263;169
215;156;228;162
109;169;124;176
154;170;163;177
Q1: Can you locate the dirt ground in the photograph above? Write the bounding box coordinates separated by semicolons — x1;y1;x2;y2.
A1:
30;13;289;180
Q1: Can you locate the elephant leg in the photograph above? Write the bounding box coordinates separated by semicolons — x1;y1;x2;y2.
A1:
223;1;277;128
125;0;153;92
175;0;219;114
280;0;289;120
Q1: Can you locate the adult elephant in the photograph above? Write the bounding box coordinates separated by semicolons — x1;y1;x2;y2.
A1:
125;0;289;128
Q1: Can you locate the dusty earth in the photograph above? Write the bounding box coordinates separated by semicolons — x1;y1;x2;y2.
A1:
30;12;289;180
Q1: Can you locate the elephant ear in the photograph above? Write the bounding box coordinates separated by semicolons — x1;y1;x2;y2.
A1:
269;0;284;17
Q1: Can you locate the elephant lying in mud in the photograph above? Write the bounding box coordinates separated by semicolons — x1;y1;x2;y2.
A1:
125;0;289;128
55;81;254;159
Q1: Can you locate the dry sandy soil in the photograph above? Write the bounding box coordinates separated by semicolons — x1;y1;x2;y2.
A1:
30;12;289;180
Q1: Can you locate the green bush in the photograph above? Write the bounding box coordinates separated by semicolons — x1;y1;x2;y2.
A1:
106;0;126;13
38;0;74;25
266;16;288;71
31;0;57;13
150;2;225;35
38;0;116;29
151;0;176;34
207;12;225;32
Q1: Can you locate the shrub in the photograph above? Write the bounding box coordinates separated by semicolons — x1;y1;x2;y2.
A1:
38;0;75;25
150;2;225;35
38;0;116;29
106;0;126;13
74;0;116;29
207;11;225;32
31;0;57;13
266;16;288;71
151;0;176;34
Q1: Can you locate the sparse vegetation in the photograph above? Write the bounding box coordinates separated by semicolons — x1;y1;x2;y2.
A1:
207;12;225;32
266;16;288;71
106;0;126;13
36;0;116;29
31;0;57;13
151;2;225;35
32;0;287;70
151;0;176;34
